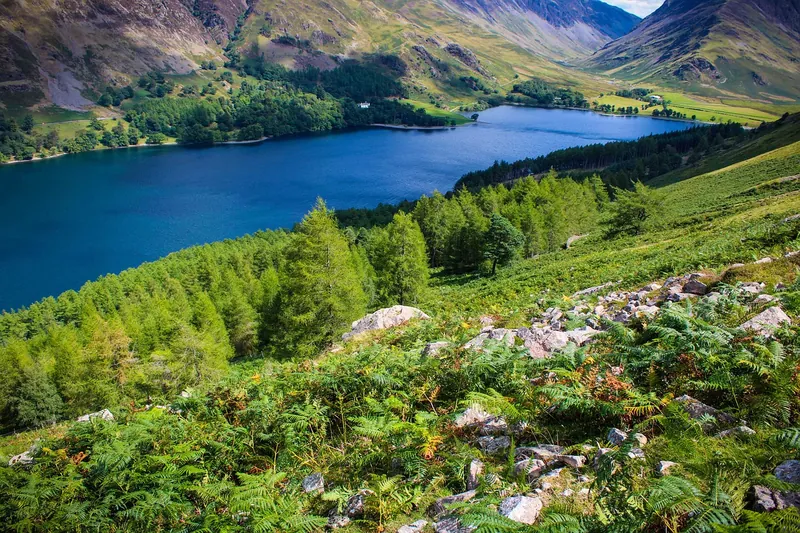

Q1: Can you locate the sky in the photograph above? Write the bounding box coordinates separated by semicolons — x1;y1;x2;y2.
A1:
603;0;664;17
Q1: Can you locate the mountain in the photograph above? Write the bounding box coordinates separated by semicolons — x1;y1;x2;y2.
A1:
0;0;637;112
588;0;800;101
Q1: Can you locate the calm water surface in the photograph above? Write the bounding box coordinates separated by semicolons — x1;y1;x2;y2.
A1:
0;106;693;310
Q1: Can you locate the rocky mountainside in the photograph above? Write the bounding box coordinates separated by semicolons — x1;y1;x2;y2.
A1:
0;0;635;112
0;0;247;110
587;0;800;101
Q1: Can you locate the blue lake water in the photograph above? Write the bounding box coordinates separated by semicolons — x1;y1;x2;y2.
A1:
0;106;694;310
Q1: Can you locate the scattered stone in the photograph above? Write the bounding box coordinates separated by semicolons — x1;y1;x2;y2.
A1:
398;519;428;533
301;472;325;494
8;448;35;467
704;292;722;304
434;516;476;533
556;455;586;468
76;409;114;423
463;328;517;350
740;282;764;295
753;294;777;305
775;460;800;484
657;461;678;476
755;257;773;264
577;475;590;483
479;315;497;327
454;406;508;435
740;307;791;335
573;281;616;297
637;305;660;317
578;487;590;496
327;515;351;529
715;426;756;438
565;326;600;346
750;485;800;512
477;436;511;455
627;448;646;460
466;459;484;490
429;490;477;517
423;341;450;356
499;495;542;524
667;292;692;302
515;458;546;481
644;283;662;292
343;306;430;340
674;395;736;428
517;327;569;359
516;445;564;462
632;433;648;446
560;488;574;497
683;279;708;295
607;428;627;446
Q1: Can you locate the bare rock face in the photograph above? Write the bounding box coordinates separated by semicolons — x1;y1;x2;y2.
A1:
499;495;543;525
343;306;430;340
740;307;791;335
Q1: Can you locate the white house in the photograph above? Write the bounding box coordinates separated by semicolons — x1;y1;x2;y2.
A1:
358;102;371;109
649;95;663;103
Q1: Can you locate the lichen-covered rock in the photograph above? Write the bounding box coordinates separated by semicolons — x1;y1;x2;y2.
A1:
740;307;791;335
514;458;546;481
476;435;511;455
301;472;324;493
454;406;507;435
342;306;430;340
556;454;586;468
775;460;800;484
463;328;516;350
499;495;543;525
434;516;476;533
750;485;800;512
8;449;35;467
76;409;114;423
715;426;756;438
423;341;450;356
516;445;564;462
607;428;627;445
466;459;484;490
429;490;477;517
674;395;736;428
517;327;569;359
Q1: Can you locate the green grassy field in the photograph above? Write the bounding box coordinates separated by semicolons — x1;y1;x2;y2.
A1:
405;99;472;124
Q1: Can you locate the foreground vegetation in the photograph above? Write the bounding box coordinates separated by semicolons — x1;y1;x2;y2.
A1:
3;115;800;531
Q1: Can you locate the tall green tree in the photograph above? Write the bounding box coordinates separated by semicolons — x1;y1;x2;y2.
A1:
276;200;367;356
605;181;665;236
483;213;524;275
368;212;429;305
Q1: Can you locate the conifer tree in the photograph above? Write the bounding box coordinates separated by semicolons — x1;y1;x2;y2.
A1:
277;199;367;356
368;212;429;305
483;213;524;275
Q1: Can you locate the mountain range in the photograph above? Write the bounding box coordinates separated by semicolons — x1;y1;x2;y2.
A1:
588;0;800;100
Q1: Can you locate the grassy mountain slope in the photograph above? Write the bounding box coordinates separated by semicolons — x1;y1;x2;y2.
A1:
4;116;800;531
587;0;800;103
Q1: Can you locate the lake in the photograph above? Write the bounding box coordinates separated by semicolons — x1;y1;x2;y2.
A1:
0;106;694;311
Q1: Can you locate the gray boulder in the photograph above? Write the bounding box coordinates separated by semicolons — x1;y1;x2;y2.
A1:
516;445;564;462
517;327;570;359
674;395;736;428
514;458;546;481
499;495;543;525
454;406;507;435
683;279;708;295
434;516;476;533
398;519;428;533
328;490;369;527
76;409;114;423
607;428;627;445
8;449;35;467
476;435;510;455
343;306;430;340
775;460;800;484
423;341;450;356
556;455;586;468
740;307;791;335
429;490;477;517
463;328;516;351
301;472;324;494
751;485;800;512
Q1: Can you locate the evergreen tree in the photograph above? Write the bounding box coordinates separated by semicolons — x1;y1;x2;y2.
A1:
605;181;665;236
368;212;429;305
277;200;367;356
483;213;524;274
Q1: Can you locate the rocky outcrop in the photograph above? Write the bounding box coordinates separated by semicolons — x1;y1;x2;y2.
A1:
674;395;735;429
429;490;477;517
343;306;430;340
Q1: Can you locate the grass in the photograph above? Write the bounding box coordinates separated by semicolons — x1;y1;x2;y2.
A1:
404;99;472;124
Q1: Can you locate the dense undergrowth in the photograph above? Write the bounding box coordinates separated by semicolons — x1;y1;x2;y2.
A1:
3;115;800;531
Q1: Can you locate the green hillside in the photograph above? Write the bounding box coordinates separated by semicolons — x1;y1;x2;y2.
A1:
3;115;800;531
